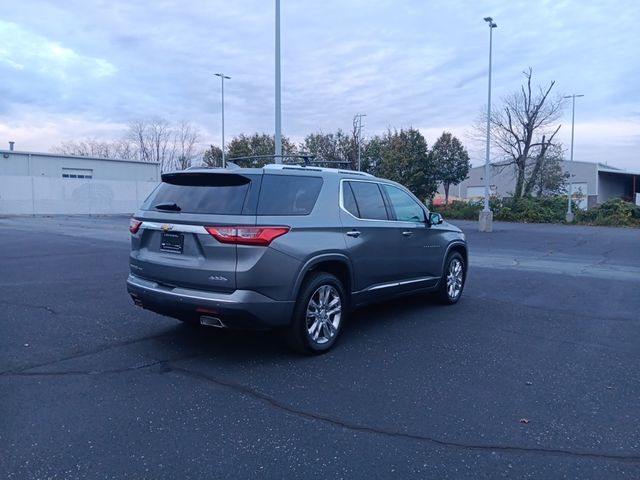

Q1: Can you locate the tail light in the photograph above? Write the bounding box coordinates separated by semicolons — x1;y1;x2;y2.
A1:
205;226;290;246
129;218;142;234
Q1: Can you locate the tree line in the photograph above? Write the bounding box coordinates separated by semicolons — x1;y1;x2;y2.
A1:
205;128;470;203
55;121;471;203
54;119;200;173
53;68;569;202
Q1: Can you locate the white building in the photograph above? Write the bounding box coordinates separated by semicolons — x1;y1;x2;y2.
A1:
437;160;640;209
0;146;159;215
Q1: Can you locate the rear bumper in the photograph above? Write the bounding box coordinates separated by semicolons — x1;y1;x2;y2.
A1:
126;274;294;329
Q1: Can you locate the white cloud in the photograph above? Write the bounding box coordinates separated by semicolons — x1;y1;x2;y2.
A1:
0;21;117;80
0;0;639;171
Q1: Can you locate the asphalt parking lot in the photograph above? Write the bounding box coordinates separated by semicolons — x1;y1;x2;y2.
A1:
1;216;639;479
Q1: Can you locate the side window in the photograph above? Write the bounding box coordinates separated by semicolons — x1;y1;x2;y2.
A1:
382;185;426;222
342;182;360;217
348;181;389;220
257;175;323;215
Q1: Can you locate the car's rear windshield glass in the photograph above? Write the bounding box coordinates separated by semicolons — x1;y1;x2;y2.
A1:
141;173;253;215
257;175;323;216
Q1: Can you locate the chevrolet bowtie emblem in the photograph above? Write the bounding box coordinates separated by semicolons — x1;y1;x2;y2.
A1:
161;224;173;232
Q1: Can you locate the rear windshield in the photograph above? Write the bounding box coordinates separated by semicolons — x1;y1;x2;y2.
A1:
141;173;253;215
257;175;323;215
141;172;322;216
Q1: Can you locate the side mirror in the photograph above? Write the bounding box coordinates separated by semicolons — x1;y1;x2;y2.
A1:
429;212;443;226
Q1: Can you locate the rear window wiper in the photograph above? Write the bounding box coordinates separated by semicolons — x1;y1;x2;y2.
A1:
154;202;182;211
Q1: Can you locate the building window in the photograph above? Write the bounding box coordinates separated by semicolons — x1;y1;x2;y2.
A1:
62;168;93;179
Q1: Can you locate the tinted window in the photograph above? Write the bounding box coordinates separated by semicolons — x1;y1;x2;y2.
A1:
257;175;323;215
383;185;425;222
348;181;388;220
342;182;360;217
142;173;252;215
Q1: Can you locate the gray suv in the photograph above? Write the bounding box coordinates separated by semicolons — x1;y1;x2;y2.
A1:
127;164;467;353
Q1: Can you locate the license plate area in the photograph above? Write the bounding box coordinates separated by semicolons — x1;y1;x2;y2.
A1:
160;232;184;254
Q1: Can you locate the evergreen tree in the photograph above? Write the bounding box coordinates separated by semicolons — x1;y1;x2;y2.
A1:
430;132;470;204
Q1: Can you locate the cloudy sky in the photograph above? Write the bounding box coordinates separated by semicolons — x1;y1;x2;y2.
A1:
1;0;639;169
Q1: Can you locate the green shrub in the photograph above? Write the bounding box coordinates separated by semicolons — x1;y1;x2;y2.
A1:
575;198;640;227
494;196;569;223
436;196;639;227
436;200;483;220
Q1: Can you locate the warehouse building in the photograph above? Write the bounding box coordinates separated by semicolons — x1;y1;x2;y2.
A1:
437;160;640;209
0;144;159;215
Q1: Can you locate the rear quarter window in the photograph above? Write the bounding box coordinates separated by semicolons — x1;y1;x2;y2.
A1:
257;175;323;216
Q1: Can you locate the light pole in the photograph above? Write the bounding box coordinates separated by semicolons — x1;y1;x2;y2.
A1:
354;113;366;171
214;73;231;168
274;0;282;163
479;16;497;232
564;94;584;222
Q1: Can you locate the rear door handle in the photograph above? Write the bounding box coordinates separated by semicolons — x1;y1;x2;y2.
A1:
402;231;414;237
346;230;361;238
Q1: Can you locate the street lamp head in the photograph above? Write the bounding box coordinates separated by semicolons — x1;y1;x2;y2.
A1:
484;17;497;28
214;73;231;79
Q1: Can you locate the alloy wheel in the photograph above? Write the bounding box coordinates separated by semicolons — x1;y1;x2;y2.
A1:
306;285;342;345
446;258;464;300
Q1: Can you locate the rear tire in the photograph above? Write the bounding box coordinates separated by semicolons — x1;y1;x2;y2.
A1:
436;252;465;304
285;272;346;355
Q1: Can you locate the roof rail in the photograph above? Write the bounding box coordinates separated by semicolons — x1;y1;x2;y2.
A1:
228;154;353;167
227;154;372;175
228;154;315;165
263;164;374;176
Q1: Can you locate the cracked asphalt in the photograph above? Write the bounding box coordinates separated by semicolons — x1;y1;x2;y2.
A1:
1;216;639;479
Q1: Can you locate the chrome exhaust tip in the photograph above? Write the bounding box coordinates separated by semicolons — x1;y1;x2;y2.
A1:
200;315;226;328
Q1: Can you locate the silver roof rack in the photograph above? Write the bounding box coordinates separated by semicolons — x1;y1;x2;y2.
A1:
263;164;373;176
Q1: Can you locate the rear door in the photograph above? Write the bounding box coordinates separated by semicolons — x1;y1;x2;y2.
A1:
129;171;260;293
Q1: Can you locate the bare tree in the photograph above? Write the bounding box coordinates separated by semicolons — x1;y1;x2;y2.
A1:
51;118;200;171
128;120;151;162
128;119;175;171
53;140;87;156
483;68;563;199
172;121;200;170
54;138;111;158
112;139;138;161
150;119;175;171
53;137;138;160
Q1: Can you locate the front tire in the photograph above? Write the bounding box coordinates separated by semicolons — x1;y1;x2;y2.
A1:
285;272;346;354
437;252;465;304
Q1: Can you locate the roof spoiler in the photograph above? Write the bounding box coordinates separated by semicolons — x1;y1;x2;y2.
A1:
161;171;251;186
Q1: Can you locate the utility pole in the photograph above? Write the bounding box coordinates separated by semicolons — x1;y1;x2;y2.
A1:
564;93;584;222
479;16;497;232
354;113;367;171
274;0;282;163
214;73;231;168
